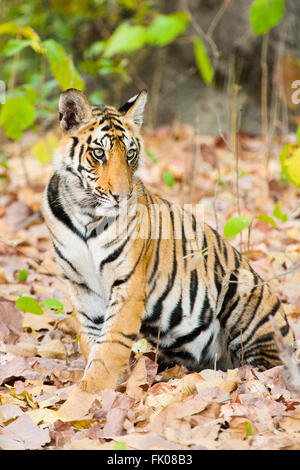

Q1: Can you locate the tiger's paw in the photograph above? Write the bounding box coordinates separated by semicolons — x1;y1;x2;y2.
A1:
80;362;118;393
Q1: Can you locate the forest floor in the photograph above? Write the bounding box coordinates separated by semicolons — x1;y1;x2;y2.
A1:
0;123;300;450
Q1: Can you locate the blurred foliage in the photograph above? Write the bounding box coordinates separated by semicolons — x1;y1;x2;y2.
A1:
279;123;300;188
0;0;288;145
0;0;193;140
249;0;285;36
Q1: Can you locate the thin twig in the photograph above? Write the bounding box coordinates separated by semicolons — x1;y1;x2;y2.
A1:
181;0;220;62
240;329;244;367
231;82;243;251
229;261;300;287
207;0;231;38
150;48;166;129
214;352;218;372
214;109;232;151
189;115;200;203
8;32;21;91
246;220;253;263
155;313;163;364
261;33;270;172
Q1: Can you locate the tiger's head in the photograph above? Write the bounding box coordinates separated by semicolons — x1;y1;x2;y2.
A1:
55;88;147;209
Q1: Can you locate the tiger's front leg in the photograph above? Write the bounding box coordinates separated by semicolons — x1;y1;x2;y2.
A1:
65;279;106;363
80;268;146;393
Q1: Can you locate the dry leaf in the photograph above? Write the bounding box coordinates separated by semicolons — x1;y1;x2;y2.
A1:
0;355;42;385
126;356;148;399
58;386;99;420
0;414;50;450
6;342;38;358
0;404;24;425
38;339;67;360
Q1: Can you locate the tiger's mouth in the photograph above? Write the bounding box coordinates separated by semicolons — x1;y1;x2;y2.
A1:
92;190;130;209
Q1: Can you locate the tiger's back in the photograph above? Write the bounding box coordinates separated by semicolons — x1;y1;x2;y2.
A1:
43;88;294;392
135;188;293;371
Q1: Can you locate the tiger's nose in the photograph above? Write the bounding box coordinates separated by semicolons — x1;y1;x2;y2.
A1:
113;193;128;204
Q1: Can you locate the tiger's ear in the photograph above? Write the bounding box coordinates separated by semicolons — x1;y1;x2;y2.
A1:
119;89;147;127
59;88;92;132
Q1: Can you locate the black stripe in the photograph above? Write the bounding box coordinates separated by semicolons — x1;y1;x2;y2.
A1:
180;210;187;268
169;297;183;330
201;332;214;364
114;124;126;133
189;269;198;313
213;248;224;296
77;309;103;326
210;225;222;253
69;279;102;298
53;243;79;274
104;215;135;249
218;271;238;325
96;340;131;349
233;248;241;268
202;230;208;272
87;216;116;240
99;233;131;271
148;210;162;285
101;124;112;132
47;174;85;240
78;144;84;172
121;332;137;341
169;323;210;349
148;204;177;322
199;290;211;324
241;297;281;349
70;137;79;158
223;240;228;264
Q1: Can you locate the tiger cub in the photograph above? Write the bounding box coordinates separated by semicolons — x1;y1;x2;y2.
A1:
43;88;294;392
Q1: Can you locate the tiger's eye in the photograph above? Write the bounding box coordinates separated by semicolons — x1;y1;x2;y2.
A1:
127;149;136;160
92;148;105;159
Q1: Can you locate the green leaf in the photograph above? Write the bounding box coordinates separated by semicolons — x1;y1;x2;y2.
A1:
0;22;19;36
32;134;57;164
244;420;253;437
132;338;148;353
238;170;247;178
18;269;28;282
218;177;227;188
104;24;147;58
163;171;175;187
84;40;105;59
255;214;277;228
223;216;252;238
43;39;85;91
249;0;285;36
194;37;214;84
0;96;35;140
297;125;300;146
112;441;127;450
146;12;189;47
42;299;64;314
145;148;158;163
15;296;43;315
273;203;288;222
280;144;300;187
9;85;38;105
1;39;33;56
